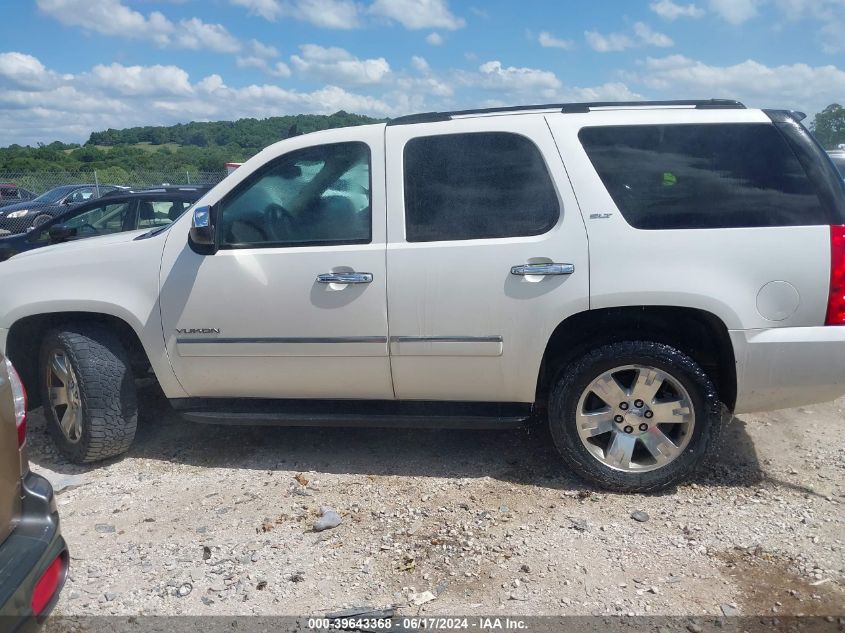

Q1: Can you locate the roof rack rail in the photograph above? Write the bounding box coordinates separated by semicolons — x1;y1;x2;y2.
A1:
386;99;746;126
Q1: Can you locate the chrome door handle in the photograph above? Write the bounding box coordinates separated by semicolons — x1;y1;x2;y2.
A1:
317;272;373;284
510;263;575;276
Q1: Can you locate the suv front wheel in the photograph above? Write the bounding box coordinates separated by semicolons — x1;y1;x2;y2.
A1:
549;341;724;492
40;324;137;463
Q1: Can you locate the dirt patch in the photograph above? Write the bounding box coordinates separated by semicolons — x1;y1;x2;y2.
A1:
719;547;845;616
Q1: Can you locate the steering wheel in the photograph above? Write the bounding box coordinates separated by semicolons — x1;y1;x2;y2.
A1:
77;223;98;235
264;203;297;242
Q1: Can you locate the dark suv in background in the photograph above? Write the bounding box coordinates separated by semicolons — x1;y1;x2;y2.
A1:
0;354;67;631
0;186;209;262
0;184;124;235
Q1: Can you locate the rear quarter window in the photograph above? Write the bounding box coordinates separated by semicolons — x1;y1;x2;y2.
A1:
579;123;826;229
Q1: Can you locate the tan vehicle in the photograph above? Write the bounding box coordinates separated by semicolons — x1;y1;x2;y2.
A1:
0;354;67;631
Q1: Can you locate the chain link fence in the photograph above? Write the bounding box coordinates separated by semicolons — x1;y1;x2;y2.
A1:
0;169;228;235
0;169;227;197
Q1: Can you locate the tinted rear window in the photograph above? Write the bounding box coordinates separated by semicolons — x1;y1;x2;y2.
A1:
580;123;826;229
403;132;560;242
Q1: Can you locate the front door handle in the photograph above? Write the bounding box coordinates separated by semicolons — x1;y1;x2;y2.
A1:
317;272;373;284
510;263;575;276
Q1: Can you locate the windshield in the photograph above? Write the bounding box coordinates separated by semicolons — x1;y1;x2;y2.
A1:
30;185;80;204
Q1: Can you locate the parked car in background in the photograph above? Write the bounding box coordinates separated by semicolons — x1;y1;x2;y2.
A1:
828;150;845;178
0;184;124;235
0;353;67;630
0;186;209;262
0;184;36;209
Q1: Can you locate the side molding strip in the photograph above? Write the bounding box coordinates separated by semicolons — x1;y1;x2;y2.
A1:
389;336;503;343
389;335;504;357
176;336;389;345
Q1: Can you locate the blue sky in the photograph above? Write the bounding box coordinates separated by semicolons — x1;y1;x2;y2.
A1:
0;0;843;145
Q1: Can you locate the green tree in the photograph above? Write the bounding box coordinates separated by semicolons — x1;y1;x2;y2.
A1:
810;104;845;150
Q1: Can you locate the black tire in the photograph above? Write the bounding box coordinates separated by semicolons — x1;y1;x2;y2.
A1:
39;324;137;463
548;341;724;493
31;213;52;228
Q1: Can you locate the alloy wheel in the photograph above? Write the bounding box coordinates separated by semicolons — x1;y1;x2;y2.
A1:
46;349;83;443
575;364;695;472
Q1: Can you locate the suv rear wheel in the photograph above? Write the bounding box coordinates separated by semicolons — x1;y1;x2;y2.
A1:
548;341;724;492
39;324;137;463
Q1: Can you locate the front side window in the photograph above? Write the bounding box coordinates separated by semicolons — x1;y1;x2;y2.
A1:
219;142;371;248
579;123;825;229
65;187;96;204
403;132;560;242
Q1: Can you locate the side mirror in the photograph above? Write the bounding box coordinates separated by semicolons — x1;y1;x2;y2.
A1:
189;204;218;254
48;224;75;243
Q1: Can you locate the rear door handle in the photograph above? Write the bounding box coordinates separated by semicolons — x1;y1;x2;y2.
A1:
510;263;575;276
317;272;373;284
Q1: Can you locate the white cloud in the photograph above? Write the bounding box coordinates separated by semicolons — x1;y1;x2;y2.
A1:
633;22;674;47
237;55;267;69
425;32;444;45
0;52;62;91
630;54;845;115
290;44;391;85
232;0;364;29
469;61;562;98
36;0;241;53
229;0;285;20
585;30;636;52
586;22;673;52
538;31;575;50
250;39;280;58
271;62;293;77
236;52;292;77
410;55;430;73
564;82;643;102
90;63;194;96
369;0;465;30
708;0;760;24
649;0;705;20
176;18;241;53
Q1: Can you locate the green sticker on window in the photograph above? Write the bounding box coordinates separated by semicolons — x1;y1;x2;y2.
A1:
662;172;677;186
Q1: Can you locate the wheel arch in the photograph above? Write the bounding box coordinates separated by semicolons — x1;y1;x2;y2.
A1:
536;306;737;412
7;311;152;409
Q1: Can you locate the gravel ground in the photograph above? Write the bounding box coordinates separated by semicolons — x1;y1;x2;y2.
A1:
27;387;845;619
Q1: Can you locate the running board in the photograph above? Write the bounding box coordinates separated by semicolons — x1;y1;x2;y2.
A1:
170;398;533;430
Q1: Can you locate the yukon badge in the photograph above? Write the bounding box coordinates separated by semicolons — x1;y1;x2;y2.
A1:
176;328;221;335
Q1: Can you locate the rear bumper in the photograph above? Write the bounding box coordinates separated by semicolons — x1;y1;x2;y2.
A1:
732;326;845;413
0;472;68;633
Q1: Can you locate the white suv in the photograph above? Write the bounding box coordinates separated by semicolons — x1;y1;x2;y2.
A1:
2;99;845;492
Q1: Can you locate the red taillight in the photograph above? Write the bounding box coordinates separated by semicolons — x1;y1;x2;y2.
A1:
826;226;845;325
31;553;65;616
3;357;27;447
